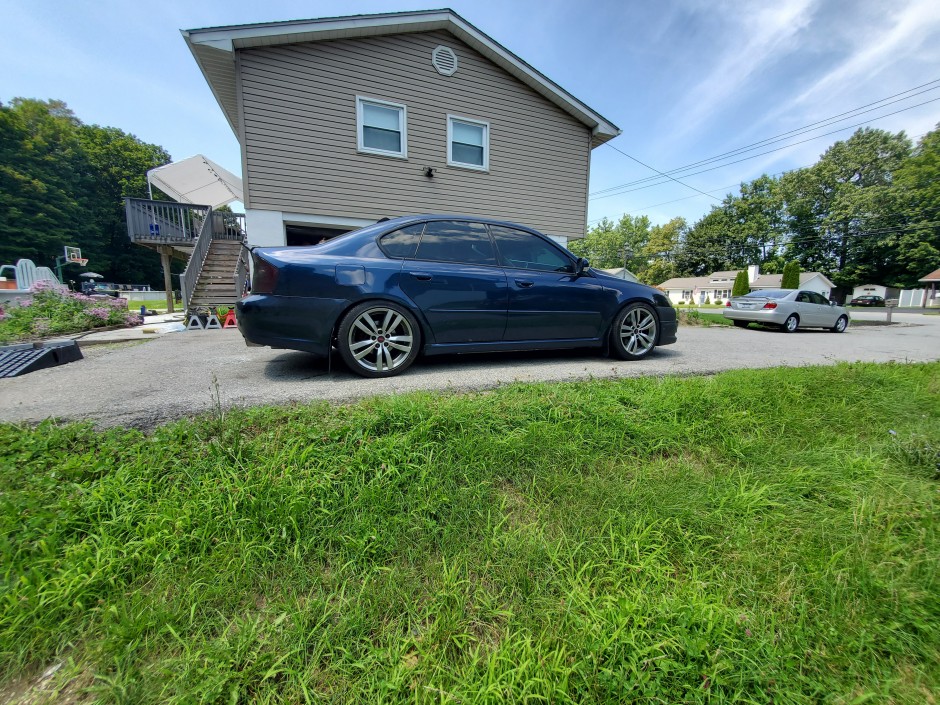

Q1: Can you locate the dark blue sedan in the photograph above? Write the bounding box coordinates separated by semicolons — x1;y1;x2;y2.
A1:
237;215;677;377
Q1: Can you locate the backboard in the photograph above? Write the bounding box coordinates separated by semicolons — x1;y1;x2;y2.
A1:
64;246;83;263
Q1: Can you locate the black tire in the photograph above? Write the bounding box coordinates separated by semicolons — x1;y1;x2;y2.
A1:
781;314;799;333
733;320;749;328
337;301;420;378
610;302;659;360
830;315;848;333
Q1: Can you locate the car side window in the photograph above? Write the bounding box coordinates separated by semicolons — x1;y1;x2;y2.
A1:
809;292;829;306
796;292;810;303
379;223;425;259
413;221;497;265
489;225;574;272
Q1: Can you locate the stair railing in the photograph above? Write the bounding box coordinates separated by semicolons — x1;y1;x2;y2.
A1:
179;207;214;311
124;198;210;243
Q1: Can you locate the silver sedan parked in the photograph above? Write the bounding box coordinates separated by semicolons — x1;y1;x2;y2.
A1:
723;289;849;333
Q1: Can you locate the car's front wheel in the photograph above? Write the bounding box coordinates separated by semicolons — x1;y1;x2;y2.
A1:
830;315;848;333
611;303;658;360
337;302;420;378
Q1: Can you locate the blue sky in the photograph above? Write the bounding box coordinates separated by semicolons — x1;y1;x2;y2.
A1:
2;0;939;228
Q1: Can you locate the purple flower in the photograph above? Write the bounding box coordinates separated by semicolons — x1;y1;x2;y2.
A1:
89;307;111;321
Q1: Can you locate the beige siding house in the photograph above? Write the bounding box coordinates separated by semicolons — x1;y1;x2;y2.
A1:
182;10;620;248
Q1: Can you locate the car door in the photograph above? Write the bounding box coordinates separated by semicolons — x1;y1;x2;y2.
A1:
489;225;614;341
794;291;819;326
398;220;508;344
808;291;838;326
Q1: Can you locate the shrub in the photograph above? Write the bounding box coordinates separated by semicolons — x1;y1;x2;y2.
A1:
0;282;142;343
732;270;750;297
704;297;711;305
781;261;801;289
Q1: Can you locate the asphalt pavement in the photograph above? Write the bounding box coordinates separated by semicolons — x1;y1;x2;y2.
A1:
1;310;938;429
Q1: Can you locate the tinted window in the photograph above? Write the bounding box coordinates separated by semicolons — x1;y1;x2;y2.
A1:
745;289;791;299
809;292;829;305
490;226;573;272
414;221;496;265
379;223;425;259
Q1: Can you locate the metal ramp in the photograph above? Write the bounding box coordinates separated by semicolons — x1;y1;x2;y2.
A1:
0;340;83;378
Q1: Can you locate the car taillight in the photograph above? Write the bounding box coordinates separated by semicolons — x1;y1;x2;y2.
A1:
725;300;731;307
762;302;777;309
251;255;279;294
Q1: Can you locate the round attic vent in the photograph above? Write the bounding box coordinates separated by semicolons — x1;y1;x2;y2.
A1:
432;45;458;76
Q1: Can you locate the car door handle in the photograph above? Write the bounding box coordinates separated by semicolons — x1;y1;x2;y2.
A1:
515;280;535;288
409;272;432;281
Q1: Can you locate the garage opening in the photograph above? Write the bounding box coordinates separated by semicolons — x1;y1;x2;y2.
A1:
285;224;353;246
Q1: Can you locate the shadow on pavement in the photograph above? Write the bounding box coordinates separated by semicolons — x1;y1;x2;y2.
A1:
263;346;681;381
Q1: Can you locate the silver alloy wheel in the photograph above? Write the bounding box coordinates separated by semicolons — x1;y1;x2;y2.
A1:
619;306;657;356
346;306;415;373
835;316;848;332
784;315;798;332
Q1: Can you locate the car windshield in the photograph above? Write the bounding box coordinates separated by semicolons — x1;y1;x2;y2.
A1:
743;289;791;299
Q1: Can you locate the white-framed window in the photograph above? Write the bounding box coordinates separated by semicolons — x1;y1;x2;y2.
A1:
447;115;489;171
682;290;693;300
356;96;407;158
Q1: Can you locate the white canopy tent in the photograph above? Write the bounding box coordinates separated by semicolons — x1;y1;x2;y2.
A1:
146;155;243;208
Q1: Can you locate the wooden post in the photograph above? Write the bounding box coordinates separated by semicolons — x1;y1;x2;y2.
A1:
160;246;174;314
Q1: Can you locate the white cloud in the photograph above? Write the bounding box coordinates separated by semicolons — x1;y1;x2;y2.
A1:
668;0;816;140
792;0;940;106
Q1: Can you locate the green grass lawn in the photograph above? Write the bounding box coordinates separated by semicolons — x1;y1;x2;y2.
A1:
1;364;938;703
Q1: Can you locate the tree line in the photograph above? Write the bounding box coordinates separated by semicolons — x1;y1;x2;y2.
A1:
0;98;172;288
572;126;940;292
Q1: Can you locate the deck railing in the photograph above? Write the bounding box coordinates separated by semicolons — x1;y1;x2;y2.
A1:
179;209;215;310
125;198;211;243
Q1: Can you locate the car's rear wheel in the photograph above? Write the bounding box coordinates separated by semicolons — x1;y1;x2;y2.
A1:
733;320;749;328
611;303;658;360
781;314;799;333
337;302;420;378
831;315;848;333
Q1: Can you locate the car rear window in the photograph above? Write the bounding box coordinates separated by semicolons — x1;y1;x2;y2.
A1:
744;289;791;299
379;223;425;259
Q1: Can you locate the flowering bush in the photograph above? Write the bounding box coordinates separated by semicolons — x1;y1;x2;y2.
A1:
0;283;143;344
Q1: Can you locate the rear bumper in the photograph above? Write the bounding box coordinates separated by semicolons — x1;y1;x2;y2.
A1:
236;294;346;356
723;308;788;325
657;305;678;345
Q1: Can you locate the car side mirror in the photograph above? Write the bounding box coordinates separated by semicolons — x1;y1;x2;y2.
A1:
575;257;589;276
830;301;836;306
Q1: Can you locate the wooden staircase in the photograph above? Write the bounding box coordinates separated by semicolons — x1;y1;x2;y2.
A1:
189;240;244;309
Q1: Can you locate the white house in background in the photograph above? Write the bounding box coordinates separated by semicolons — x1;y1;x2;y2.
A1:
658;265;833;305
599;267;639;283
751;271;834;298
850;283;900;301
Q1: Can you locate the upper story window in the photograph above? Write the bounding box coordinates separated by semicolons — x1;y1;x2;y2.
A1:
357;96;407;158
447;115;489;171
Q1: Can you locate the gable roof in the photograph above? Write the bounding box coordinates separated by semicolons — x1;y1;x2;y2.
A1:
658;276;711;289
182;9;621;142
919;267;940;282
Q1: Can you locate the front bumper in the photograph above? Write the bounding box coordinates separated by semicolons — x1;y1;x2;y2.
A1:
657;305;678;345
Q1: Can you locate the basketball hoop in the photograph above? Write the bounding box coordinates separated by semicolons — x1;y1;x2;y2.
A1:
64;246;83;263
75;258;88;267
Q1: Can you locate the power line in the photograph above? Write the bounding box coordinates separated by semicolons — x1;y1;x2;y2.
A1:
592;97;940;201
603;142;722;201
591;79;940;197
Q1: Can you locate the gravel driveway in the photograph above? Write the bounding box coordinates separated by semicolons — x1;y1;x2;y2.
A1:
2;312;938;429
